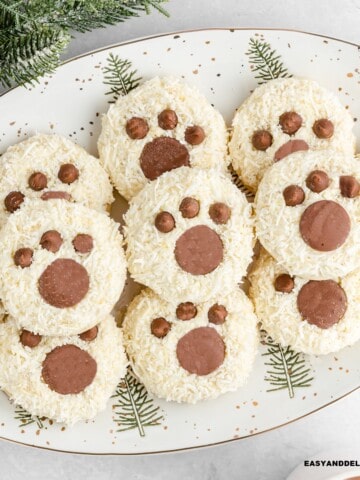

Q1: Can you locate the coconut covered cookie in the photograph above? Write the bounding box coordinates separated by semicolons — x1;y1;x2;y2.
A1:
255;151;360;280
229;77;355;192
0;134;113;228
0;199;126;336
124;167;254;303
123;288;259;403
249;250;360;355
98;76;228;200
0;315;127;424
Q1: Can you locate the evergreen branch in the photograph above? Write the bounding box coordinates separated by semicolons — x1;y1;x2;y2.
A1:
0;26;71;87
14;405;44;429
0;0;168;88
262;333;313;398
103;53;141;101
246;37;292;84
112;368;163;436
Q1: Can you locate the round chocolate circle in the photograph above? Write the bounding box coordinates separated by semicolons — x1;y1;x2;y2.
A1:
79;326;98;342
299;200;351;251
20;330;42;348
14;248;33;268
174;225;223;275
208;304;228;325
72;234;94;254
28;172;47;191
176;327;225;375
40;230;63;253
38;258;90;308
179;197;200;219
279;111;302;135
126;117;149;139
58;164;79;184
42;344;97;394
4;191;25;213
251;130;273;151
150;317;171;338
176;302;197;320
140;137;190;180
297;280;347;329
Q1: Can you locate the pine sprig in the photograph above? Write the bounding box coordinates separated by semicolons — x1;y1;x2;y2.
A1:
14;405;44;429
262;334;313;398
111;368;163;436
103;53;141;102
0;26;71;87
246;37;292;84
0;0;169;88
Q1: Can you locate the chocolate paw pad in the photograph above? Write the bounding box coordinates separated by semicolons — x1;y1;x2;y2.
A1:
255;151;360;279
0;315;127;424
249;250;360;355
98;76;228;200
125;167;254;303
0;200;126;336
0;134;113;229
123;288;259;403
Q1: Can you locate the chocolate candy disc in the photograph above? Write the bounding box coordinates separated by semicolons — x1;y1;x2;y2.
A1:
299;200;350;251
42;345;97;394
174;225;223;275
297;280;347;329
176;327;225;375
140;137;190;180
38;258;89;308
274;140;309;161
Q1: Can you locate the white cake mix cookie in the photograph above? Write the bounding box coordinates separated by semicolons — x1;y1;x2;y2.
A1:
249;250;360;355
98;76;228;200
0;200;126;336
124;167;254;303
0;315;127;424
0;134;113;228
255;151;360;280
229;77;355;192
123;288;259;403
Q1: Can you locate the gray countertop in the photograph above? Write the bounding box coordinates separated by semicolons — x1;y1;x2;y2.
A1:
0;1;359;478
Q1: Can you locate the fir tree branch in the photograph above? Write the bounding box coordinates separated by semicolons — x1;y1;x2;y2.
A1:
246;37;292;84
0;26;71;87
103;53;141;101
0;0;169;88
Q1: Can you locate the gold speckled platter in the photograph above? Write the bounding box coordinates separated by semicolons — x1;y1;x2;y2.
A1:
0;28;359;454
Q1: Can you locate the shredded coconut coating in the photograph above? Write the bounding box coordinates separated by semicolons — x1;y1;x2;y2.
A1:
98;76;229;200
0;134;114;228
249;249;360;355
124;167;254;303
255;151;360;280
123;288;259;403
0;315;127;424
0;199;126;336
229;77;355;192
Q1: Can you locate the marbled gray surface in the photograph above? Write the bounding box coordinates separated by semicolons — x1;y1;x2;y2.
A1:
0;1;359;478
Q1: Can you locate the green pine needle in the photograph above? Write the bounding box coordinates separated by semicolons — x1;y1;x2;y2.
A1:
0;0;169;88
246;37;292;84
112;368;163;436
262;333;314;398
14;405;45;429
103;53;141;101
